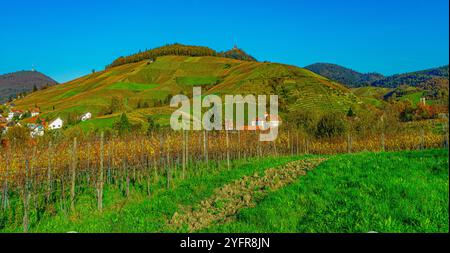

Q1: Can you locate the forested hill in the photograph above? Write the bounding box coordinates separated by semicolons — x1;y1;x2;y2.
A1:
0;70;58;103
221;47;257;61
371;65;449;88
304;63;384;88
107;43;257;69
305;63;449;88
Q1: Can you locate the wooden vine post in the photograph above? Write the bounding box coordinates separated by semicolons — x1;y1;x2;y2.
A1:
98;132;104;212
23;159;30;233
70;137;77;212
182;130;186;179
347;133;352;153
186;130;189;168
2;151;9;210
46;141;52;202
203;130;209;169
226;129;230;170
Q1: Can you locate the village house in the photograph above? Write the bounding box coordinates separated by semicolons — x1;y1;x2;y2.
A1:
249;113;282;129
80;112;92;121
48;117;63;130
7;109;24;121
0;116;7;134
25;116;47;137
30;108;40;117
0;124;8;134
6;121;15;127
30;125;45;137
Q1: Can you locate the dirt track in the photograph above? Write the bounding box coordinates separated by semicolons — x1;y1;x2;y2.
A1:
169;158;327;232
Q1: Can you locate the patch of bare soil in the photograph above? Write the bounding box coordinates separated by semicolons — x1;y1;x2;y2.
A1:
169;158;327;232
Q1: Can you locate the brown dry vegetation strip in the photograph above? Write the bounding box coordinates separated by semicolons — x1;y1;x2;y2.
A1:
169;158;327;232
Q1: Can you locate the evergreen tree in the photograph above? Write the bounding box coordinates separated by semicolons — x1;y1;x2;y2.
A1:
347;107;355;117
146;116;158;135
114;113;131;135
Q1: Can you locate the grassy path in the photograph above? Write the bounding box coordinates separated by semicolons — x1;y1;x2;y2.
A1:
169;158;327;232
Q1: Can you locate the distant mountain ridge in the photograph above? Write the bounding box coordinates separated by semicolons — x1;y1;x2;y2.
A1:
305;63;449;88
0;70;58;103
304;63;384;88
371;65;449;88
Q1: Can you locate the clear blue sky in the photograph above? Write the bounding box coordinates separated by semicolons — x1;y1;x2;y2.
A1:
0;0;448;83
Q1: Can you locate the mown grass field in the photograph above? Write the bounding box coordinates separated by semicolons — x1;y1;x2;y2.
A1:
1;149;447;233
205;149;449;233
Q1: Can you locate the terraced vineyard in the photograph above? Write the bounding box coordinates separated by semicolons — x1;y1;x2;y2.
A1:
13;55;362;130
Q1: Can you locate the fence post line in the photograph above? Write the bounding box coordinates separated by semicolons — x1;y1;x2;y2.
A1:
347;133;352;153
420;129;425;150
182;130;186;179
23;159;30;233
46;141;52;202
203;130;209;169
2;153;8;210
226;130;230;170
125;157;130;197
166;143;171;189
238;131;241;160
28;146;37;214
287;130;291;156
98;132;104;212
87;142;91;185
446;121;449;149
272;139;278;156
305;138;309;155
70;137;77;212
381;132;385;152
186;130;189;169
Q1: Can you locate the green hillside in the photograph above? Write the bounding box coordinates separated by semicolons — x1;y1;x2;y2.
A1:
14;54;362;130
351;86;390;108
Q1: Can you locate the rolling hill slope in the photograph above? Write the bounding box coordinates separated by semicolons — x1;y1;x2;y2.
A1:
13;55;361;130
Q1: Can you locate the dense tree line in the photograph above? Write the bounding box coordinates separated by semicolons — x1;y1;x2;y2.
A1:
106;43;257;69
220;47;257;61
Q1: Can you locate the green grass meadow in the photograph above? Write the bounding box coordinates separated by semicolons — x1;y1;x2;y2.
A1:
107;82;159;91
205;149;449;233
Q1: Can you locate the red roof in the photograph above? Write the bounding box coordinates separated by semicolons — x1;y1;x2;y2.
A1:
24;116;46;125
